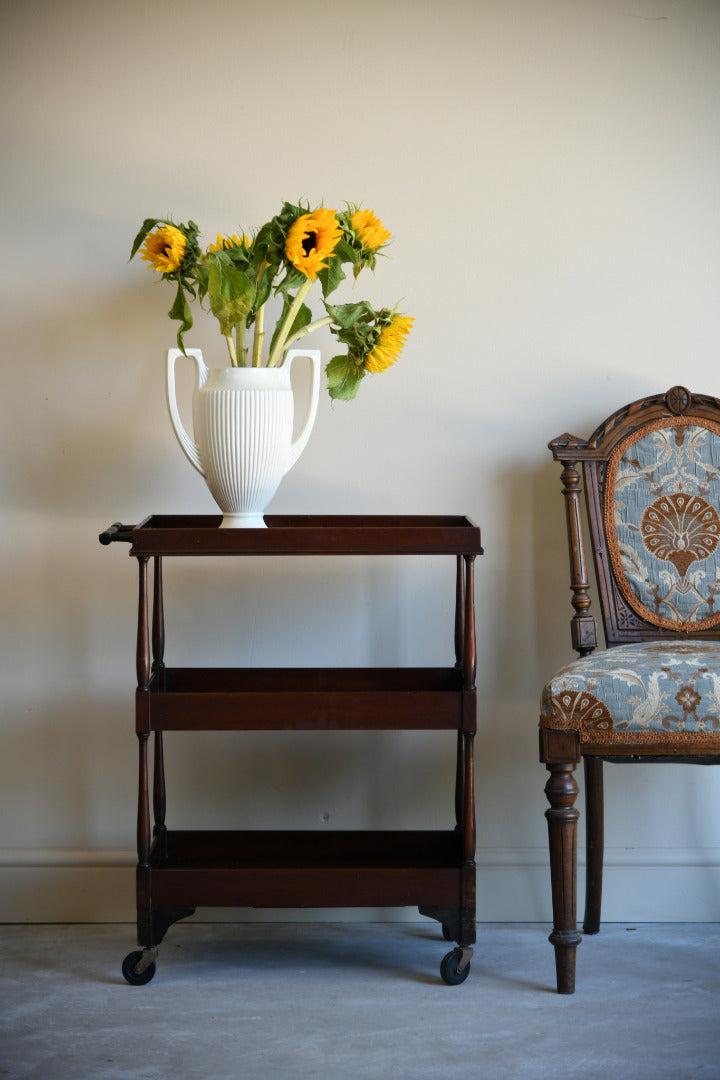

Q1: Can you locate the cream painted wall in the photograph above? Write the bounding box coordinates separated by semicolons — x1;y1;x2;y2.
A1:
2;0;720;924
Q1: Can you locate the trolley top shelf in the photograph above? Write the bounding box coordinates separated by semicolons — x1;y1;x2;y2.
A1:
101;515;483;557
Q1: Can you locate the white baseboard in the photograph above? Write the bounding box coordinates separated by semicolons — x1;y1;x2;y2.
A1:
1;847;719;923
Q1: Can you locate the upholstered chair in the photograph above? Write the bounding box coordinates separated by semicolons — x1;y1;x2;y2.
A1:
540;386;720;993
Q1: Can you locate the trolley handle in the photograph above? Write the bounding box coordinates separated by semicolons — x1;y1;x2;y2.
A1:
99;522;135;545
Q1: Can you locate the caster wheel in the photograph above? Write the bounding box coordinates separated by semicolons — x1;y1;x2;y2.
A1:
441;923;454;942
440;948;470;986
122;950;156;986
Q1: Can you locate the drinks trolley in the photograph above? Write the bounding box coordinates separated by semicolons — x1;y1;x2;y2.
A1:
100;515;482;985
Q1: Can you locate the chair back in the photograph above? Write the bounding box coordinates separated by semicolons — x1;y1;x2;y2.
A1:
551;386;720;650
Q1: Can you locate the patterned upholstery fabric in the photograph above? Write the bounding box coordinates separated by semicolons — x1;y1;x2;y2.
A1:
606;419;720;631
541;640;720;745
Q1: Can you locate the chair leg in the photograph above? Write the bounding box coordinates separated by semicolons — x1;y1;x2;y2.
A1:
545;762;582;994
583;756;604;935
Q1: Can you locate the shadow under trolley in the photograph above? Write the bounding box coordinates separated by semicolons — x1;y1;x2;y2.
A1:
100;514;482;986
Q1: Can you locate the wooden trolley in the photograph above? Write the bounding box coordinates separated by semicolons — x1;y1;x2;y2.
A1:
100;515;481;985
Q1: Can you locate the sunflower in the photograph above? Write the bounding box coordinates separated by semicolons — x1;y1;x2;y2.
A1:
285;208;342;280
139;224;188;274
350;209;391;253
363;314;414;374
208;233;249;253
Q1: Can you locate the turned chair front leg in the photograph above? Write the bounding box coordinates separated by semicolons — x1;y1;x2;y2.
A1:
544;761;582;994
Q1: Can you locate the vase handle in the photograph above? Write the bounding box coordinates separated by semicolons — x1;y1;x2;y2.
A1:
166;348;208;476
285;349;321;472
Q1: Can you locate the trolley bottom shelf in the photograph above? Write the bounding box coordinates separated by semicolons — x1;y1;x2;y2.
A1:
124;829;476;986
146;828;469;909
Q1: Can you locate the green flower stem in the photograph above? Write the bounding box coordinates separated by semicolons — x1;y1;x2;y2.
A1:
224;333;238;366
267;277;313;367
235;321;248;367
283;315;333;351
252;259;270;367
252;304;265;367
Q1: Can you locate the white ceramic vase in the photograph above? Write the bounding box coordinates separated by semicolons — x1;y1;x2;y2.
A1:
166;347;320;528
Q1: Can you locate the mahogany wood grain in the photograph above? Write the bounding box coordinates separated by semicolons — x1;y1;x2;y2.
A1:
454;555;465;669
558;461;597;656
106;515;482;976
137;734;151;868
128;514;482;557
151;558;167;846
582;756;604;934
544;762;581;994
141;667;467;733
135;556;150;691
462;554;477;689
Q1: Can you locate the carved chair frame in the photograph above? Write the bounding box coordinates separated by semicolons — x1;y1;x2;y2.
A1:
540;385;720;994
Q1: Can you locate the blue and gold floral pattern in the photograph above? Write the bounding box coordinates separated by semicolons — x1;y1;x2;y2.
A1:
606;419;720;630
541;641;720;744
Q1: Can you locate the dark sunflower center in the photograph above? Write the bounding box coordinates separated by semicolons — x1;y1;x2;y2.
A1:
302;231;318;256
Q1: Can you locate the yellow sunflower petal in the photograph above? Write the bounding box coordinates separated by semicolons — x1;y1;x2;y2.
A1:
208;233;250;253
285;208;342;280
139;225;187;274
350;209;391;252
364;315;414;374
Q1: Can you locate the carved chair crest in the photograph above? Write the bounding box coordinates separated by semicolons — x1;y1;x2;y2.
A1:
550;386;720;649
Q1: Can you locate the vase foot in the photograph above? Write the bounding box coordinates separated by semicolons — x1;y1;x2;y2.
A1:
219;513;268;529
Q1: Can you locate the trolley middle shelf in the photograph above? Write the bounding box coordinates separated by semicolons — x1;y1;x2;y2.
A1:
138;665;475;732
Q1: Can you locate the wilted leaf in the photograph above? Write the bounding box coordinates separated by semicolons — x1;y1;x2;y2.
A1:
325;354;365;401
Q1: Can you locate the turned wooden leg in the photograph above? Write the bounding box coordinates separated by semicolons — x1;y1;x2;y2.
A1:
545;762;582;994
583;756;604;935
151;557;167;855
454;731;464;830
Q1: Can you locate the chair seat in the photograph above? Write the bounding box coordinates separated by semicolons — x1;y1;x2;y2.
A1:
541;640;720;746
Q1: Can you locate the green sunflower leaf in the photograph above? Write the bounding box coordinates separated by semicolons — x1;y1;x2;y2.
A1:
325;353;365;401
276;267;307;297
252;223;280;267
168;281;193;352
129;218;164;260
289;301;312;339
269;297;312;357
207;260;255;336
334;238;358;266
318;255;346;298
255;263;275;308
194;262;209;304
325;300;376;330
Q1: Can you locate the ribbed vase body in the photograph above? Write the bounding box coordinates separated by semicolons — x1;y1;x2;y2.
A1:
193;370;294;527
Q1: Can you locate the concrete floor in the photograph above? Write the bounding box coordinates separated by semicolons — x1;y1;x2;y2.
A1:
0;921;718;1080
